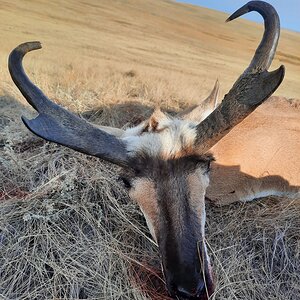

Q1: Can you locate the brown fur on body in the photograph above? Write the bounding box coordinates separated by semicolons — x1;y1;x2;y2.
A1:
207;96;300;205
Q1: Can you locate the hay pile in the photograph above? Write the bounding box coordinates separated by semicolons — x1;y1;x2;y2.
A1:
1;67;299;300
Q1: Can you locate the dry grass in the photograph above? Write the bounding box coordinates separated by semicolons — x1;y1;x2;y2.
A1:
1;0;300;299
1;64;300;300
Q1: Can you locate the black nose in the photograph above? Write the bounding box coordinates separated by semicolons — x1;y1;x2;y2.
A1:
175;280;205;299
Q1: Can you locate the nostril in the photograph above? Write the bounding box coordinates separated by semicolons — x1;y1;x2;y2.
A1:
176;281;205;298
176;286;193;298
196;280;205;295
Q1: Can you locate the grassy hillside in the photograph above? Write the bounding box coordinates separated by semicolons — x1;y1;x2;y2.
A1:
0;1;299;300
1;0;299;101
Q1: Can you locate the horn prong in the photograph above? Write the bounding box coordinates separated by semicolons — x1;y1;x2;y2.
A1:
9;42;129;167
195;1;284;152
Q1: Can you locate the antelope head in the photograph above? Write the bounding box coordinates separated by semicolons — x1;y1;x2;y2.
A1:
9;1;284;299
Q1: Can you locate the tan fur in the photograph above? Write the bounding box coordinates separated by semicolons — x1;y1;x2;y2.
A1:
207;96;300;205
129;179;158;241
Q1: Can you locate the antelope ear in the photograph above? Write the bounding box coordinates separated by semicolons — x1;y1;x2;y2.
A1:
179;80;219;122
146;108;171;132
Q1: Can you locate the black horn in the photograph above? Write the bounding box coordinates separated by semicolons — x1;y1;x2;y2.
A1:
9;42;129;167
195;1;284;152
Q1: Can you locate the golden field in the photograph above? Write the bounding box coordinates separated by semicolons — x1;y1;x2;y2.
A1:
0;1;299;299
1;0;300;102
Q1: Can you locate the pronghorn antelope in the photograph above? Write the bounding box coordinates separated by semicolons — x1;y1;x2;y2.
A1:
9;1;299;299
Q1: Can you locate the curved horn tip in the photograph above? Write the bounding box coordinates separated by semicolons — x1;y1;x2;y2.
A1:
226;3;250;23
15;41;42;55
226;1;277;23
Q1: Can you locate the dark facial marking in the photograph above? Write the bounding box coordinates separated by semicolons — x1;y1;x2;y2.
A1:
126;153;214;298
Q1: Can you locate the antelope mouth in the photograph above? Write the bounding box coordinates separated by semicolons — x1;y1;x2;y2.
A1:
190;269;215;300
171;272;214;300
161;259;215;299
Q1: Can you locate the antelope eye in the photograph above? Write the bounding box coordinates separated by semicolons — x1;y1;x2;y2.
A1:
194;159;211;174
205;162;211;174
206;160;211;172
119;176;132;189
201;160;211;175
